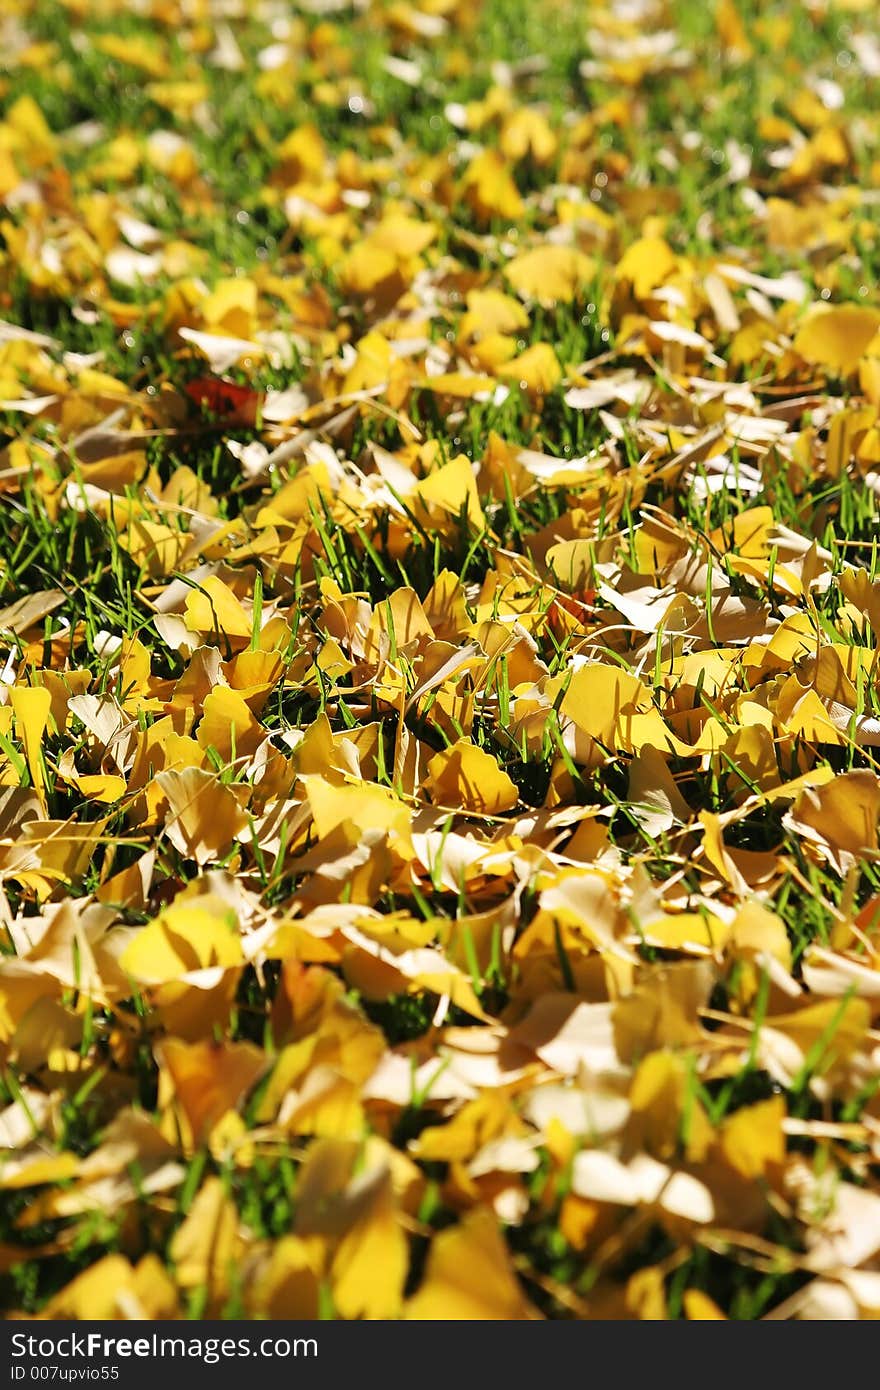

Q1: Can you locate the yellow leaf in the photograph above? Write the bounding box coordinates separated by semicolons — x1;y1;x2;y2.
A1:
730;901;792;971
413;1093;519;1163
716;0;753;59
10;685;52;812
184;576;252;642
500;108;558;165
158;1037;265;1148
41;1253;179;1319
767;997;870;1074
6;95;56;162
170;1176;242;1295
505;245;594;305
628;1051;713;1161
196;685;264;762
498;342;562;394
156;767;249;865
145;81;209;115
468;332;518;372
793;304;880;377
0;1150;79;1189
331;1165;407;1319
304;776;411;843
339;242;400;295
561;664;688;756
708;505;775;559
684;1289;727;1320
615;236;677;299
94;34;169;78
416;371;497;398
201;277;258;339
626;1265;668;1319
719;1096;785;1179
545;538;596;591
425;738;519;814
277;123;325;182
825;405;877;477
405;1207;541;1319
784;770;880;873
370;213;436;259
121;899;244;985
343;330;393;394
251;1236;321;1318
459;289;529;340
363;586;433;662
414;453;486;531
460;149;524;223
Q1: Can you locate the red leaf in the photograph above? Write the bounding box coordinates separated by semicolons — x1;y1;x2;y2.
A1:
184;376;261;422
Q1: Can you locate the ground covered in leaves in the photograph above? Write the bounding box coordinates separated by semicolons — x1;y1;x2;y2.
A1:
3;0;880;1322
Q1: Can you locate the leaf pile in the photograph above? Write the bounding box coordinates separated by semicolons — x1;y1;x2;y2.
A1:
2;0;880;1320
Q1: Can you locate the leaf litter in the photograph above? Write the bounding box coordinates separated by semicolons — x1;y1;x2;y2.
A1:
1;0;880;1321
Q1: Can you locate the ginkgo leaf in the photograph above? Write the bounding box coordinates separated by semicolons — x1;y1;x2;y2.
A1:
339;242;400;295
459;289;529;340
250;1237;321;1319
498;341;562;393
571;1150;714;1224
499;108;557;165
425;739;519;815
157;1036;265;1147
684;1289;727;1320
201;277;258;339
614;236;677;298
169;1175;242;1296
505;245;594;305
561;663;688;756
184;576;252;642
42;1254;179;1319
94;34;169;78
157;767;249;864
629;1050;712;1161
121;898;244;984
304;776;411;844
10;685;52;812
413;454;486;530
719;1096;785;1179
196;685;264;762
783;771;880;873
405;1207;542;1319
331;1162;407;1319
793;304;880;375
460;149;524;223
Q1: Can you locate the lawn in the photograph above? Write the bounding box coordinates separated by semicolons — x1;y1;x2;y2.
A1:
1;0;880;1320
